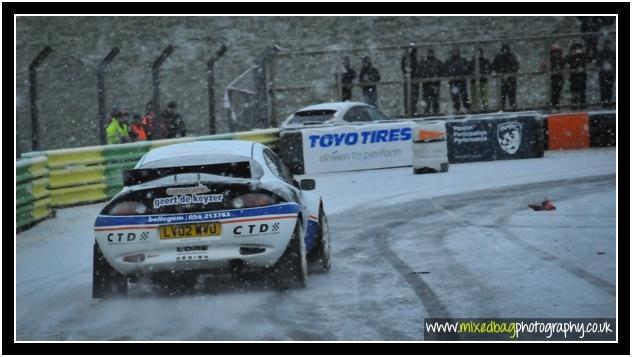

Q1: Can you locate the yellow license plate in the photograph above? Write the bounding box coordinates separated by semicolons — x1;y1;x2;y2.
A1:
159;222;222;239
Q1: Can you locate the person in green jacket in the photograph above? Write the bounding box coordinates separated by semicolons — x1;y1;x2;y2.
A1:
106;107;131;145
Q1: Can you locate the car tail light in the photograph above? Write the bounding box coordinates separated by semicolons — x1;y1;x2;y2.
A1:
229;193;277;209
109;201;148;215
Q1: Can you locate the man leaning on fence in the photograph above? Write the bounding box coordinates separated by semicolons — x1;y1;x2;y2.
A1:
469;48;492;112
160;101;187;139
358;56;381;108
401;45;420;115
419;48;443;115
492;44;520;111
106;107;131;145
444;46;470;113
596;39;615;107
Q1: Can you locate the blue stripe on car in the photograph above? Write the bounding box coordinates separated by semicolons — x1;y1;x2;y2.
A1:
95;203;301;227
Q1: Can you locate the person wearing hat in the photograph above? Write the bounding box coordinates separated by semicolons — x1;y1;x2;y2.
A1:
540;44;566;109
401;45;420;115
160;101;186;139
419;47;444;114
106;107;131;145
566;42;589;109
492;44;521;111
596;39;615;106
358;56;381;108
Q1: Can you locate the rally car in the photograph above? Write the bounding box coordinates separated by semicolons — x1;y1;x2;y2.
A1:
93;140;330;298
280;101;391;128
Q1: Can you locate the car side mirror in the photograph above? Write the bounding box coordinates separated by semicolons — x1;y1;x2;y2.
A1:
300;179;316;191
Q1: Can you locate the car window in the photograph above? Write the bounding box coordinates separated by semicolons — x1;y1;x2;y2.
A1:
343;106;372;122
263;149;293;183
287;110;336;125
365;106;390;121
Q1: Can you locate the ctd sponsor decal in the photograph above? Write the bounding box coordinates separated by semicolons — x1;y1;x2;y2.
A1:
233;222;281;237
107;231;151;244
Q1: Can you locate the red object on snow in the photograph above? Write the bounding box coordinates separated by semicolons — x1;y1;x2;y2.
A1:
528;198;556;211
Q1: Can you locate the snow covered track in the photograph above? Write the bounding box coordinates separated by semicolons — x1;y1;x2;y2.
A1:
16;149;616;341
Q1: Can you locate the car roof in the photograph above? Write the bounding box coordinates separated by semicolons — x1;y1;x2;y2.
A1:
294;101;369;113
137;140;255;167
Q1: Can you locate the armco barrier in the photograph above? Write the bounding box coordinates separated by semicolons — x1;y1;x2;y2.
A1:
16;156;53;230
17;129;280;229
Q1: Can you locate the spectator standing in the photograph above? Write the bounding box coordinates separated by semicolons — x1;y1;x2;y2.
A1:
540;44;566;109
492;44;520;110
142;101;159;140
129;113;147;142
339;56;356;101
106;107;130;145
577;17;614;61
401;46;420;115
358;56;381;108
160;101;187;138
567;43;590;109
469;48;492;111
444;47;470;113
419;48;443;114
596;39;615;106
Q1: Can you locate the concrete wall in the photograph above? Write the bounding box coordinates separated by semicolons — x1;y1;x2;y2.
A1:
16;16;614;151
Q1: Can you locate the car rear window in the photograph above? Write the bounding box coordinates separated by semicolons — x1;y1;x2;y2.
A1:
288;110;336;124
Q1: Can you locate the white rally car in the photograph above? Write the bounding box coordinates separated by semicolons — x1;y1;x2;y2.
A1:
93;140;330;298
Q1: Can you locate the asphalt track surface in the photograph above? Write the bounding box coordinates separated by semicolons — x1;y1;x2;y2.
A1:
16;175;616;341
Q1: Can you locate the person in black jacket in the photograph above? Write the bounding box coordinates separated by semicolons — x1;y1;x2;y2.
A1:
540;44;566;109
444;47;470;113
577;16;615;61
339;55;356;101
419;48;443;115
401;46;420;115
596;39;615;106
469;48;492;111
567;43;590;109
358;56;381;108
492;44;520;110
160;101;186;138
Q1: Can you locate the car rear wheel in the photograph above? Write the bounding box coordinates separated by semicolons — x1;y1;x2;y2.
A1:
308;205;331;273
92;242;127;298
270;219;307;290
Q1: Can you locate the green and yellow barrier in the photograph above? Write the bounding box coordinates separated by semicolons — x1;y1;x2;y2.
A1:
17;129;281;230
16;156;53;230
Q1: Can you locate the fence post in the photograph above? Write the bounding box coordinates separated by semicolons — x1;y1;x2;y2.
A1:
207;44;227;135
253;45;279;129
96;47;120;145
152;45;175;116
29;46;52;151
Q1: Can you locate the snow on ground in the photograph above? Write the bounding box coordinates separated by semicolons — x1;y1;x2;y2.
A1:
15;148;617;340
298;148;617;214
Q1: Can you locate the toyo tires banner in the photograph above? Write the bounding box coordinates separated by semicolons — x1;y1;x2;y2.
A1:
301;121;416;174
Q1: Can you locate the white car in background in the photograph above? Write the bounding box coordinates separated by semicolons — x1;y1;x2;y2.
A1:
280;102;391;128
93;140;330;298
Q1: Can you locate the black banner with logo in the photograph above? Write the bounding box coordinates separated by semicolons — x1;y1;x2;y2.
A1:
446;114;545;164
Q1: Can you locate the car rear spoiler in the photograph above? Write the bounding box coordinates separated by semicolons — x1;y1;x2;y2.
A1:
123;161;252;186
